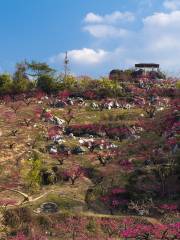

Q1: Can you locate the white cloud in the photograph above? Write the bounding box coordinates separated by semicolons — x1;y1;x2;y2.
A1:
142;11;180;50
137;10;180;70
83;11;133;39
50;9;180;76
49;47;128;76
143;10;180;27
50;48;109;66
164;0;180;10
83;24;129;38
84;13;103;24
84;11;135;24
151;36;180;51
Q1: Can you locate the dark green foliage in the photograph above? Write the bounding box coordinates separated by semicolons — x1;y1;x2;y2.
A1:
0;73;12;95
3;207;32;228
37;74;59;93
36;215;52;228
25;151;43;191
12;62;31;93
26;60;55;78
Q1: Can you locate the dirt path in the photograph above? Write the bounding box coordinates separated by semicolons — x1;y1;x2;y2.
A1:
0;187;163;226
145;216;162;225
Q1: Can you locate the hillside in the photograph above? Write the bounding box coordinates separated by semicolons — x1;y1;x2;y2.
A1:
0;71;179;240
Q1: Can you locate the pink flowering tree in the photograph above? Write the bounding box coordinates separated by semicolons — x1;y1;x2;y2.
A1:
98;218;121;238
96;152;113;166
54;216;88;239
100;187;128;215
64;165;84;185
51;152;70;165
63;107;75;126
57;90;70;101
119;221;180;239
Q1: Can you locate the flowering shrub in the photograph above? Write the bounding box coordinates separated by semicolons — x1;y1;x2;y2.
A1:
159;203;178;212
67;124;131;140
83;90;97;100
100;187;129;214
51;151;69;162
120;222;180;239
119;160;134;171
54;216;88;239
63;165;84;185
111;187;127;195
9;233;27;240
5;216;180;239
8;233;48;240
66;124;105;136
0;199;17;207
58;90;70;100
98;218;120;237
47;126;62;139
96;153;113;166
35;90;46;100
43;111;53;120
105;127;130;140
34;107;43;120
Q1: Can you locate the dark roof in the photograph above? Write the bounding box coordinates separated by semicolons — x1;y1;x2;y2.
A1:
109;69;123;74
135;63;159;68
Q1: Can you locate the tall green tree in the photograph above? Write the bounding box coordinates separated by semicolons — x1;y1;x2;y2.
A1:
25;151;43;192
26;61;57;93
26;60;55;78
12;62;30;93
37;74;58;93
0;73;12;95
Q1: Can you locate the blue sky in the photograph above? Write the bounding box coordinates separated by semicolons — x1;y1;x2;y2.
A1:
0;0;180;77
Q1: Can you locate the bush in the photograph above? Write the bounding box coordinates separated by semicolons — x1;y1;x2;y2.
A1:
37;75;58;94
3;207;32;228
0;74;12;95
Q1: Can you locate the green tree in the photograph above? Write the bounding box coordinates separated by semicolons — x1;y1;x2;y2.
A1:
0;73;12;95
176;80;180;89
63;75;77;90
99;77;122;98
12;62;30;93
26;60;55;78
37;74;58;93
25;151;42;192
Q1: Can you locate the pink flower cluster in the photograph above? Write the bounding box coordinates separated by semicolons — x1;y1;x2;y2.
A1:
58;90;70;100
120;222;180;239
48;126;62;138
159;203;178;211
84;90;97;100
100;187;128;211
0;199;17;206
111;187;127;195
119;160;134;171
9;233;27;240
9;233;48;240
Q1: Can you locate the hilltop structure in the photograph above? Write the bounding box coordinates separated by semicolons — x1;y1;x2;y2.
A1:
109;63;165;81
135;63;160;72
109;69;131;82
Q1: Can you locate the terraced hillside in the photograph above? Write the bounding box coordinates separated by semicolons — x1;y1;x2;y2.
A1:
0;75;179;240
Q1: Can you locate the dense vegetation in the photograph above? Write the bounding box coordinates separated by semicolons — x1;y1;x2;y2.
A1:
0;61;179;239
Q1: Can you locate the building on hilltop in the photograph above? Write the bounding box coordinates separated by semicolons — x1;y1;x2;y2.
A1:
135;63;160;72
133;63;165;79
109;63;165;82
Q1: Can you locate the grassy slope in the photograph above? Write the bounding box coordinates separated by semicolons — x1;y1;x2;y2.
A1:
0;99;172;239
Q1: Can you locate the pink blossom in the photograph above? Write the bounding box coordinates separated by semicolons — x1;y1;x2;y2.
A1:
159;203;178;211
0;199;17;206
111;187;127;195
